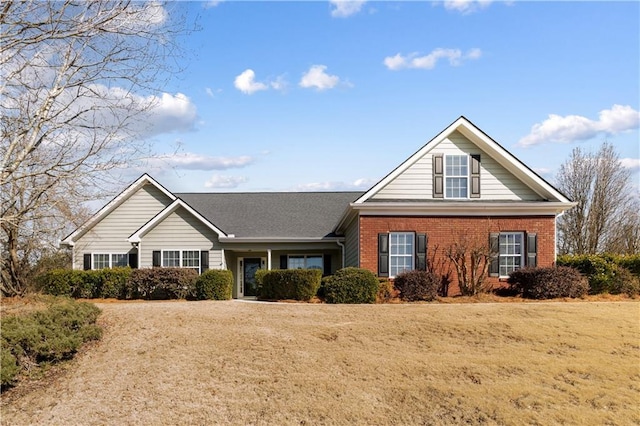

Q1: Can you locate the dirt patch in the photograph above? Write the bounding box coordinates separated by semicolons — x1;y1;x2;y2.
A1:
2;300;639;425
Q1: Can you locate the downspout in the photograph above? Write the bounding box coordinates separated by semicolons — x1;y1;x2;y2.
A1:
336;241;345;270
554;211;564;263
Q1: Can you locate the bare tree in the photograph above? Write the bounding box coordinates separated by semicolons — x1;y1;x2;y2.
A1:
445;232;494;296
1;1;191;295
556;142;638;255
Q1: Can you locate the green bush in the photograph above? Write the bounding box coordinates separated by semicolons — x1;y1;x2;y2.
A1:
195;269;233;300
557;254;640;294
258;269;322;301
35;269;83;297
508;266;588;299
1;344;20;388
96;268;132;299
35;268;133;299
323;267;379;304
1;298;102;388
128;268;198;300
394;270;440;302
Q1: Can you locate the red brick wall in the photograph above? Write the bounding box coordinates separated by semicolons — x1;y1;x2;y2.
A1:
359;215;556;296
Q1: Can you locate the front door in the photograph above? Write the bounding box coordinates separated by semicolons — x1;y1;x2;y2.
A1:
242;258;262;297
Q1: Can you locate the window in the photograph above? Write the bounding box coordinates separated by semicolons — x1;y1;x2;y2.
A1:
445;155;468;199
162;250;201;272
499;232;524;277
92;253;127;269
390;232;414;277
288;254;323;270
112;254;128;268
93;254;110;270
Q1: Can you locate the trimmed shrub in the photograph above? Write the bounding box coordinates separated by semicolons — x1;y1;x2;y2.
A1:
508;266;588;299
557;254;640;294
323;267;378;304
394;270;440;302
376;278;398;303
258;269;322;301
195;269;233;300
95;268;132;299
35;269;84;297
1;298;102;389
128;268;198;300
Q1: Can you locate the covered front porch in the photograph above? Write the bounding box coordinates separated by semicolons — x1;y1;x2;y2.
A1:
220;240;344;299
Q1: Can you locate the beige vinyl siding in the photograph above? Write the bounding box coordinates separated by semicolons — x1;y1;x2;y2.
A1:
73;183;173;268
372;131;540;201
344;216;359;268
141;206;224;269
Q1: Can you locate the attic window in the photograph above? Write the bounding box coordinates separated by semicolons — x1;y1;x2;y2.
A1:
445;155;468;199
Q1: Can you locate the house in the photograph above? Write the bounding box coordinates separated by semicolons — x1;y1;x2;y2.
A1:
61;117;575;297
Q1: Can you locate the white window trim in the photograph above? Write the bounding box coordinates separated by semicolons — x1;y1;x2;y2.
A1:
287;254;324;270
92;253;128;270
498;232;525;278
389;232;415;278
161;249;201;274
444;154;469;200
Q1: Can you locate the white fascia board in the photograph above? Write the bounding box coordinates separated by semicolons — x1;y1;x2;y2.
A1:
128;198;226;243
61;174;176;245
352;201;577;216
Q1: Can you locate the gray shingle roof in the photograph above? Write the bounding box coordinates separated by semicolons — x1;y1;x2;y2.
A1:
175;192;363;239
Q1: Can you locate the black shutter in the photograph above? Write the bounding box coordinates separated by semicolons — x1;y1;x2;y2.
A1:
201;250;209;272
416;233;427;271
470;154;481;198
489;233;499;277
128;253;138;269
433;154;444;198
323;254;332;276
526;233;537;267
378;233;389;277
152;250;161;267
83;253;91;271
280;255;288;270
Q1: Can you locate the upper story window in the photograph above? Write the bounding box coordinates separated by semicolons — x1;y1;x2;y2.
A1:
445;155;469;199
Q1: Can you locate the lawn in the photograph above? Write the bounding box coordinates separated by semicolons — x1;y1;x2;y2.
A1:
1;300;638;425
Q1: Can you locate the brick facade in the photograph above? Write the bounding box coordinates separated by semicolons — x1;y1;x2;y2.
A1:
359;215;556;296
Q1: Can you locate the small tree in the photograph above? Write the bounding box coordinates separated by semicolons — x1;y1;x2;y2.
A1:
445;233;493;296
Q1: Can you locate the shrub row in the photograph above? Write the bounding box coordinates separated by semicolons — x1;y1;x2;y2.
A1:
36;268;235;300
1;298;103;388
557;254;640;296
256;269;322;301
508;266;589;299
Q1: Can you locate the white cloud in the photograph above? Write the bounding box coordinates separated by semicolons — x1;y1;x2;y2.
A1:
147;153;253;171
204;174;248;189
293;178;375;191
519;105;640;147
330;0;367;18
270;74;289;91
384;48;482;70
620;158;640;172
146;93;198;135
442;0;495;14
299;65;342;91
203;0;223;9
234;69;268;95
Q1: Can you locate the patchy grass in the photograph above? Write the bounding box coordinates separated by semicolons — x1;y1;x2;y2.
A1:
1;300;638;425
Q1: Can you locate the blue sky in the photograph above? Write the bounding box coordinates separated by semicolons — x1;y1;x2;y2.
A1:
139;0;639;193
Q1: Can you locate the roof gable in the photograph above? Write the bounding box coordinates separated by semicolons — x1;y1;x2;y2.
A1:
61;174;175;246
355;116;571;204
128;198;226;243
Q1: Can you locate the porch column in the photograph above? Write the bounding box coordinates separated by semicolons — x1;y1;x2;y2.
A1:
267;249;272;270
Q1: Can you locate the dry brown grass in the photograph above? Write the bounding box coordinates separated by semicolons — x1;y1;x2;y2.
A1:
2;300;639;425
